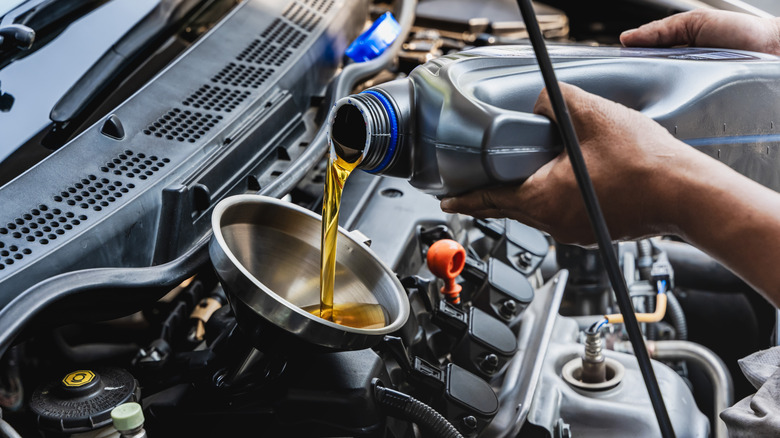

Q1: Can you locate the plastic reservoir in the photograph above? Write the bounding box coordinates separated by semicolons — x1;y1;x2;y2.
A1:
329;45;780;195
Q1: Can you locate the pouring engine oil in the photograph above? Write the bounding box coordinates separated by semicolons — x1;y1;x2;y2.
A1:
328;45;780;195
319;152;358;320
302;302;388;329
317;107;389;329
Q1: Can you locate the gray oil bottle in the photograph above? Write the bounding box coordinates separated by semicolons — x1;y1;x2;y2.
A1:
328;45;780;195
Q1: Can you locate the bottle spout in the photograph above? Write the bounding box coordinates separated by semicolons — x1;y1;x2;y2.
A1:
329;89;403;172
331;103;366;163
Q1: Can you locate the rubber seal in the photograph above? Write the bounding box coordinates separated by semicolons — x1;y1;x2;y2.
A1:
361;90;398;173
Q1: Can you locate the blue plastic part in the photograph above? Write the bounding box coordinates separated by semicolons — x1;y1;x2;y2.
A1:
345;12;401;62
361;90;397;173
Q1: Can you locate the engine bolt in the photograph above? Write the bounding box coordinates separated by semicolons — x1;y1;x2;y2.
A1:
480;353;499;374
499;299;518;319
461;415;478;431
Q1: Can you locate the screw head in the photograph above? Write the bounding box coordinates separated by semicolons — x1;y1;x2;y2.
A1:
480;353;500;374
461;415;478;431
499;299;518;319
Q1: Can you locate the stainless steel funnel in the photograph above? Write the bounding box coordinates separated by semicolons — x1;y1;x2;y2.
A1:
209;195;410;351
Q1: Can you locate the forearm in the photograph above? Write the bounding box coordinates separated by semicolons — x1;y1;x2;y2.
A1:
667;150;780;306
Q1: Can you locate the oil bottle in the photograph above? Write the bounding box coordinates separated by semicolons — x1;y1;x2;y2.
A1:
328;45;780;195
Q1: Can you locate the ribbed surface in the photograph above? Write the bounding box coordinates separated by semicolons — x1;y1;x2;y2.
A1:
584;331;603;362
375;386;464;438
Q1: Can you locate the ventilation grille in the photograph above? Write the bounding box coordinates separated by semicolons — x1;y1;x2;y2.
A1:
144;108;223;143
283;0;334;31
237;39;293;66
236;11;313;66
97;150;170;182
283;4;321;32
261;19;307;48
0;150;170;271
183;85;251;112
0;204;88;270
143;0;326;143
211;63;274;88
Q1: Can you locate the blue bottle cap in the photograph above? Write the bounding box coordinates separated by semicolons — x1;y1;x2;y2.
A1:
345;12;401;62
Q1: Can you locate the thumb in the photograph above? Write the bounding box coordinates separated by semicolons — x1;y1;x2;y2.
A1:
533;82;582;122
533;82;595;132
620;12;703;48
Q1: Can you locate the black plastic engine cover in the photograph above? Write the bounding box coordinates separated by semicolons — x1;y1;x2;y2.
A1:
0;0;368;310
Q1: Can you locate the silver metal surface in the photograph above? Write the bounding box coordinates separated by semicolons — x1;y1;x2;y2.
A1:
650;340;734;438
484;269;568;437
209;195;410;351
561;357;625;391
527;319;710;437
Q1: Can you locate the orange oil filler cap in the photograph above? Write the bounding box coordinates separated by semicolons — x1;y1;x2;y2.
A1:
426;239;467;305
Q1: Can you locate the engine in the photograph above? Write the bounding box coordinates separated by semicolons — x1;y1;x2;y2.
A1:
0;0;775;437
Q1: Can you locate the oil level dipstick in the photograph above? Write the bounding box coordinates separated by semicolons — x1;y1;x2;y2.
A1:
426;239;466;305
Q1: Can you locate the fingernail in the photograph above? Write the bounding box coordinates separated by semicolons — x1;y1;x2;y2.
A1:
440;198;454;212
621;29;636;37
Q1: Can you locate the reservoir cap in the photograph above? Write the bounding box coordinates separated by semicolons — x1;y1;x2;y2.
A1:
345;12;401;62
30;367;139;433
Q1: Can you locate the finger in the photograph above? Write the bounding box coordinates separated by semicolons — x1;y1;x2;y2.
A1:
440;188;504;214
440;202;549;232
533;83;608;139
620;11;704;48
534;82;600;120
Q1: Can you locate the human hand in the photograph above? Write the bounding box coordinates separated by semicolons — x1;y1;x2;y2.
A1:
439;83;704;245
620;9;780;55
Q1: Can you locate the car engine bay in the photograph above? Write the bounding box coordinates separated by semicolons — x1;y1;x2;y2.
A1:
0;0;777;437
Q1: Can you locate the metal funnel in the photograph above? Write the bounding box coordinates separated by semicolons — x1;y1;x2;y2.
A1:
209;195;410;352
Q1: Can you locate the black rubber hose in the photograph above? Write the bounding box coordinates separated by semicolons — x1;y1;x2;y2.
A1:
0;0;417;361
515;1;676;436
374;385;464;438
636;239;654;280
665;290;688;340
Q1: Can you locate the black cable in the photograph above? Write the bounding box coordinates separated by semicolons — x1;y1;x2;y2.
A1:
374;385;464;438
665;290;688;340
514;1;676;436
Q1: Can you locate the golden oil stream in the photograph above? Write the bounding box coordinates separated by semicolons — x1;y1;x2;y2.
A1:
319;150;388;329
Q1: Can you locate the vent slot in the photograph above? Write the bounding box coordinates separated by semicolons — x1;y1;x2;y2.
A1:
0;240;29;271
97;150;170;182
305;0;335;13
211;63;274;88
283;0;333;31
183;85;251;113
237;39;293;66
144;108;223;143
0;203;88;268
237;6;312;67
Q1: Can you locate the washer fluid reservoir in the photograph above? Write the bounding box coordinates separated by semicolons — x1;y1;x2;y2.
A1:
329;45;780;196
